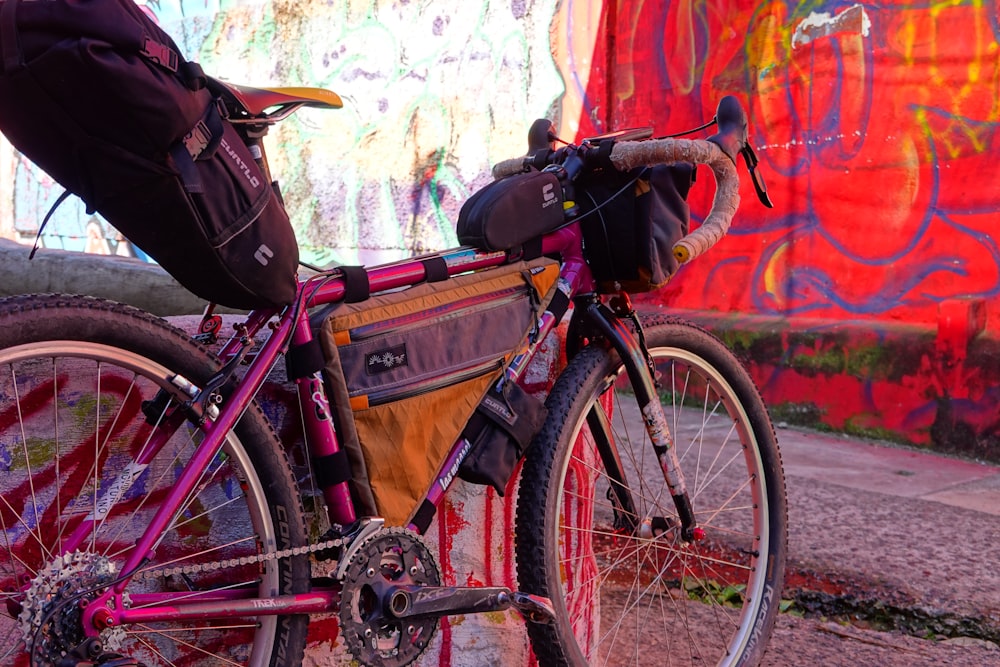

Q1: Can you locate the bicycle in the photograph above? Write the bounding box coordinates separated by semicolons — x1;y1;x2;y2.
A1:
0;81;785;667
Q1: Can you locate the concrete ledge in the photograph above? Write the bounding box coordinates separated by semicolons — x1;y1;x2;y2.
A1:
0;239;215;315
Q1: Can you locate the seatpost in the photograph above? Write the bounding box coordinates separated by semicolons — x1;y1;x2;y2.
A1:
240;122;274;183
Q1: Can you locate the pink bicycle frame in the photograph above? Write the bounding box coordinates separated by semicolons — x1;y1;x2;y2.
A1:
79;223;596;632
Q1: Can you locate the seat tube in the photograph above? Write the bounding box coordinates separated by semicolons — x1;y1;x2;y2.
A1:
291;309;357;526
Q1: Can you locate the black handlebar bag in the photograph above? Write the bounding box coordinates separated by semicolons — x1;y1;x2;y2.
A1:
578;162;695;293
0;0;298;310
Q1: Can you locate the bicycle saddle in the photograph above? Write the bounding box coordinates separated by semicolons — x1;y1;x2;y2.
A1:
209;78;342;123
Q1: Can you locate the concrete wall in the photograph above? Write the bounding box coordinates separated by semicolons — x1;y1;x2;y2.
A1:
1;7;997;453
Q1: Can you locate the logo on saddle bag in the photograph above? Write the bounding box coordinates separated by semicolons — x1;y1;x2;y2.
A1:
366;345;408;374
542;182;558;209
220;137;262;189
254;244;274;266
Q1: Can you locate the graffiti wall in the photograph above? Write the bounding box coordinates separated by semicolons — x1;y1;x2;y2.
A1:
2;1;995;329
600;2;1000;332
0;0;565;269
2;3;999;414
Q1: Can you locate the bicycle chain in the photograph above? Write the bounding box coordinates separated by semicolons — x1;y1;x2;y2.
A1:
132;534;347;581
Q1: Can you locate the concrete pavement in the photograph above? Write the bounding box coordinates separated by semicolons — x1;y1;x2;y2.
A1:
4;244;996;665
173;314;1000;666
764;425;1000;666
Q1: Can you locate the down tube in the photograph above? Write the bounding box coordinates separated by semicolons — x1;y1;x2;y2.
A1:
407;252;580;535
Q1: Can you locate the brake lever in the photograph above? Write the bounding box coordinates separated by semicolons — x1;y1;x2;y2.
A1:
706;96;774;209
525;118;555;171
739;144;773;208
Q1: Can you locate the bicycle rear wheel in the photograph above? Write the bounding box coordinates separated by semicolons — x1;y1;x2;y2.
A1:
516;316;786;667
0;295;309;666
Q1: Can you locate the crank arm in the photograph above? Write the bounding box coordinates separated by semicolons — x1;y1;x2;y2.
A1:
388;585;554;623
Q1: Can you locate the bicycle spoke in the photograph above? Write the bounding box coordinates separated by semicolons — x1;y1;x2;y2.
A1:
0;322;308;666
518;320;786;666
130;625;249;667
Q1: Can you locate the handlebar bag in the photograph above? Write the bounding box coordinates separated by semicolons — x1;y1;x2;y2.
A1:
0;0;298;309
317;258;559;525
578;163;695;293
456;170;565;253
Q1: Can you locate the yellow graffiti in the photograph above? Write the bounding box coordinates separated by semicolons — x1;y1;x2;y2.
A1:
763;241;789;308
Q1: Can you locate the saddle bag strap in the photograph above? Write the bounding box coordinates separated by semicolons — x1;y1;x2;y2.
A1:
169;102;226;194
139;33;207;91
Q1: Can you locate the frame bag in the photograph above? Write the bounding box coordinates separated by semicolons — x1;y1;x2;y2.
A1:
0;0;298;309
318;259;559;525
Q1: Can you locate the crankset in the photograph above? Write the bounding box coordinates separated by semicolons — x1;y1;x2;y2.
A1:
388;586;554;624
339;528;441;667
339;527;555;667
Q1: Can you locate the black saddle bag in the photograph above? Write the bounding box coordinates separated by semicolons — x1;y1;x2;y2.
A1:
0;0;298;309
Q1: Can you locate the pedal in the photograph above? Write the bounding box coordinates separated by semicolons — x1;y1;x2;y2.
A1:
510;591;556;624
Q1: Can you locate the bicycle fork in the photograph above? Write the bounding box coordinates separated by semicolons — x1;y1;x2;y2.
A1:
582;301;704;543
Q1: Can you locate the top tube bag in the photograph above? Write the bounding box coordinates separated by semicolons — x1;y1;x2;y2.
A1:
0;0;299;309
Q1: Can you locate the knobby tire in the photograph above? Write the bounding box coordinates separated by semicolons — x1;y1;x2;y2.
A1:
516;316;787;667
0;295;309;667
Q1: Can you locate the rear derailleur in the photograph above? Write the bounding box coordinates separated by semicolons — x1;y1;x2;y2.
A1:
56;638;145;667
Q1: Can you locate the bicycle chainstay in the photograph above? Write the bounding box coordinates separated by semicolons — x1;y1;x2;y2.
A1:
131;518;385;582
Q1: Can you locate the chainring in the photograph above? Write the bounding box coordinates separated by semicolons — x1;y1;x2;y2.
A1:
338;527;440;667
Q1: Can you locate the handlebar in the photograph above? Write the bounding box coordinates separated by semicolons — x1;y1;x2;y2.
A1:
493;96;766;265
609;138;738;263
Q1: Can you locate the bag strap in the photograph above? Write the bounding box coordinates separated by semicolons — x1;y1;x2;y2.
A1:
28;189;72;259
135;16;207;92
139;35;179;73
1;0;22;72
519;268;545;343
169;102;227;194
140;35;207;91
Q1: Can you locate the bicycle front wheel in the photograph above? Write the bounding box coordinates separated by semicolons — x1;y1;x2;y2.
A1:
0;295;310;667
516;316;787;667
